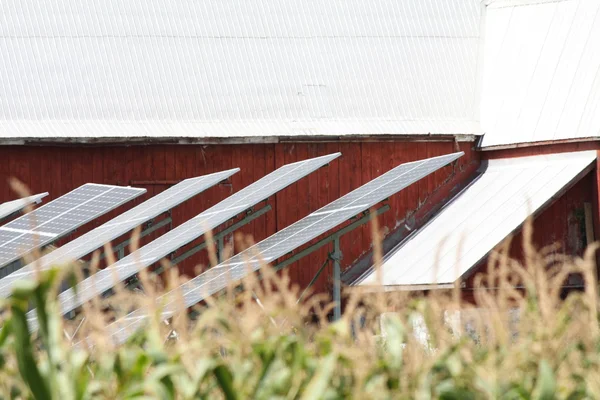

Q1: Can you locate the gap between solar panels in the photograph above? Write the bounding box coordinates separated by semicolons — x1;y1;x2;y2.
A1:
0;169;239;299
25;153;341;333
83;151;464;346
0;193;49;224
0;184;148;275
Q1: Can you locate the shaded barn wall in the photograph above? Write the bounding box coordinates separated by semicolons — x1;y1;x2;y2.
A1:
505;172;596;260
0;141;479;295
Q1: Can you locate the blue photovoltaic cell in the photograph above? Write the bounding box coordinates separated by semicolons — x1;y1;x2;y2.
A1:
0;193;48;222
0;169;238;297
0;184;145;270
25;153;341;333
95;152;463;345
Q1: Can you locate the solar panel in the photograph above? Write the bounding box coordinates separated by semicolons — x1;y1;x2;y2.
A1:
25;152;341;332
81;152;463;344
0;193;48;222
0;169;238;296
0;184;146;270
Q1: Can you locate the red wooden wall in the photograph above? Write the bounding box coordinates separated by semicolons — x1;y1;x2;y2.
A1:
0;141;479;296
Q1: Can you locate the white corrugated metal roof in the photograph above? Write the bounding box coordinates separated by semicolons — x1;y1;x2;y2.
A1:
0;0;482;140
480;0;600;148
354;150;597;288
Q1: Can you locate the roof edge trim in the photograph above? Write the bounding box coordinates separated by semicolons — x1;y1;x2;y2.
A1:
479;137;600;151
0;134;480;146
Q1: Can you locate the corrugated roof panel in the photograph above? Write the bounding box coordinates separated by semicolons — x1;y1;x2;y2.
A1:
489;3;556;141
481;0;600;148
0;0;482;38
354;151;597;288
514;1;577;144
534;0;599;141
0;0;482;140
577;70;600;137
554;6;600;140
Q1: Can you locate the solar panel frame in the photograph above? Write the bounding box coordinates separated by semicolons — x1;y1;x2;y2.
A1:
0;184;146;270
0;193;48;222
25;152;341;332
0;169;239;297
93;152;464;344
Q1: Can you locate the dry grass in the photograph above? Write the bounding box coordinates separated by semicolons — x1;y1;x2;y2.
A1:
1;182;600;397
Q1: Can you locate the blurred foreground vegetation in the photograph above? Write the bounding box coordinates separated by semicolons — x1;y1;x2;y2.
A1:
1;223;600;399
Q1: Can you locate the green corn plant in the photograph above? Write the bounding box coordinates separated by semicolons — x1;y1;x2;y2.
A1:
1;226;600;398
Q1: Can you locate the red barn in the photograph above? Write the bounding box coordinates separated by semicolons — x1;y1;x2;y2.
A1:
350;0;600;297
0;0;599;303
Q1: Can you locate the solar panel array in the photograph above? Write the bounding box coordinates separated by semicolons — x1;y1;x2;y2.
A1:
0;170;238;297
0;184;146;270
83;152;464;344
25;153;341;332
0;193;48;221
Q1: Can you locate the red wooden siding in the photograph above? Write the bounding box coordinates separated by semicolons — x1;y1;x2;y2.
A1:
0;141;479;295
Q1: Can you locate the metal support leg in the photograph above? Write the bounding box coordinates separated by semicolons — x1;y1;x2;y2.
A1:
217;236;225;263
268;205;389;321
297;258;330;304
332;237;342;321
274;205;389;272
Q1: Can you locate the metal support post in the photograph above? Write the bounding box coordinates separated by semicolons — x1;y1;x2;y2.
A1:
269;204;389;319
217;236;225;263
332;237;342;321
274;205;390;272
